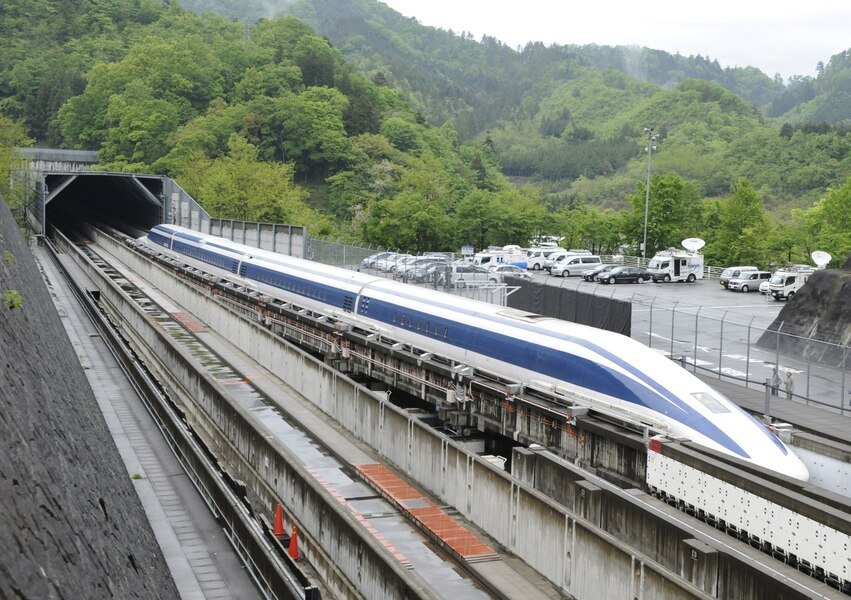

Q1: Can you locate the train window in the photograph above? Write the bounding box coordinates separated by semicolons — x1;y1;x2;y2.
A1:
443;328;448;340
691;392;729;414
392;312;397;323
425;322;430;334
434;325;440;336
417;319;422;331
400;314;406;326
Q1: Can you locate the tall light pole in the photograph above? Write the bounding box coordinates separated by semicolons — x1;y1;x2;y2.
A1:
642;127;658;261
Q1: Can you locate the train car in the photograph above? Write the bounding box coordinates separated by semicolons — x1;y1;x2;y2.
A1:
143;224;809;481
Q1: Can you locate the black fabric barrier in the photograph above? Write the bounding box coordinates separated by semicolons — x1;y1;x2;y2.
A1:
506;277;632;336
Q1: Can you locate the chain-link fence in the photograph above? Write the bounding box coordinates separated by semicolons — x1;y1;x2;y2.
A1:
631;295;850;414
309;238;389;269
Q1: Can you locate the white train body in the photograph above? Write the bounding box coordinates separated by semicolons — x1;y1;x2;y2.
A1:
144;224;809;481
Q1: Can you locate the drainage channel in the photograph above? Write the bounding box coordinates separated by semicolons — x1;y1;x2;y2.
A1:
72;235;492;600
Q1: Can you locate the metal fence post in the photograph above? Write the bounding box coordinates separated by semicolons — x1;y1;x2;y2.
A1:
745;316;754;386
806;331;814;402
718;311;727;380
764;377;771;423
775;321;783;374
693;307;701;373
648;298;655;348
842;345;848;413
670;301;678;358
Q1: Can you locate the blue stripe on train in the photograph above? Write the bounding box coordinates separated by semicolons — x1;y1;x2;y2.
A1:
363;297;749;458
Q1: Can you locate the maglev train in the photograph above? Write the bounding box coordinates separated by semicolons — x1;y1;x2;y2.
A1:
144;224;809;481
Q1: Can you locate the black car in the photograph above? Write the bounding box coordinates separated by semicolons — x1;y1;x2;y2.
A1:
581;263;618;281
599;266;651;284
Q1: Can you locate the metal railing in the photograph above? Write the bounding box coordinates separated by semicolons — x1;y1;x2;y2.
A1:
635;296;850;413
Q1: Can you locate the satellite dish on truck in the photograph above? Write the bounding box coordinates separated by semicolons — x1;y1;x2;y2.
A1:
811;250;832;268
681;238;706;253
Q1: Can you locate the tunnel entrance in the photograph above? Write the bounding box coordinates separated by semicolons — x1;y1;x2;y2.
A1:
14;147;304;256
44;172;165;237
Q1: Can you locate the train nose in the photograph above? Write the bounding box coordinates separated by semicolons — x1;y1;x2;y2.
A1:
782;451;810;482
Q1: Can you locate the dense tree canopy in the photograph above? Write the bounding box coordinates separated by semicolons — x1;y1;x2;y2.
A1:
2;0;850;267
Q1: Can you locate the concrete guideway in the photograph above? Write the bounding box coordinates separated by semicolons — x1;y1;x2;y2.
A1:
74;233;556;599
33;245;260;600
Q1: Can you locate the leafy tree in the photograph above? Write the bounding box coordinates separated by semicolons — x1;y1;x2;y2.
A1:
176;135;330;234
0;115;33;201
797;178;851;266
362;151;454;252
709;178;771;266
58;35;224;152
100;81;182;167
326;133;404;221
453;187;546;250
624;173;701;256
153;99;250;174
292;35;337;88
232;64;303;103
380;117;423;154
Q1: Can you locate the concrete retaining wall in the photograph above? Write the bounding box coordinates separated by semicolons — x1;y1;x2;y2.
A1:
0;201;178;599
95;233;714;599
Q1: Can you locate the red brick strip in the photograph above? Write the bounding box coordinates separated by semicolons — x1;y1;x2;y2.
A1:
306;467;412;569
170;311;206;332
356;463;498;562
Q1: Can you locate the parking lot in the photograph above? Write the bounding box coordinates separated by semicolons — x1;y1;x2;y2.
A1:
318;239;848;413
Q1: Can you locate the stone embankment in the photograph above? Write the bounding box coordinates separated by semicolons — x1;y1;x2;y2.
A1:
0;198;178;598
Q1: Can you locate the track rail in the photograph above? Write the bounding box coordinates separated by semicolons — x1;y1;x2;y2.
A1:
41;231;317;600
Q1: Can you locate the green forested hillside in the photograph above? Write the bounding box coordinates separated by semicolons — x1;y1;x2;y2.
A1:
0;0;848;267
199;0;851;213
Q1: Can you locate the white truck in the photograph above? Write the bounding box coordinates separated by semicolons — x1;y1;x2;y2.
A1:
472;246;527;269
525;246;564;270
768;265;814;301
648;238;705;283
647;249;704;283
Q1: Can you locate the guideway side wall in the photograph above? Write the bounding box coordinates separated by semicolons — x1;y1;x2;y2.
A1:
94;231;714;600
512;448;832;599
56;232;429;600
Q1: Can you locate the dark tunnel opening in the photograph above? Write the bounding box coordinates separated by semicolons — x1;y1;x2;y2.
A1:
45;173;164;237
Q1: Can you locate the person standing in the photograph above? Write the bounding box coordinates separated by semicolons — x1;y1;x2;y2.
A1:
770;367;782;396
785;370;795;400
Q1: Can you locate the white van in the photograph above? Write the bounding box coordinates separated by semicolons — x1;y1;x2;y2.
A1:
727;271;771;292
719;266;758;288
552;255;602;277
526;247;564;271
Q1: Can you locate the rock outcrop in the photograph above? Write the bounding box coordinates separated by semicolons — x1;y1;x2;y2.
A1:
759;255;851;368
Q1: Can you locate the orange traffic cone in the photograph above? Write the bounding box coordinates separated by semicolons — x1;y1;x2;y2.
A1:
288;525;301;560
273;504;285;539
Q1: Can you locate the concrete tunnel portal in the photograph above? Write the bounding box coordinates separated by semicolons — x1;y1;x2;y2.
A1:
15;147;308;255
43;172;167;236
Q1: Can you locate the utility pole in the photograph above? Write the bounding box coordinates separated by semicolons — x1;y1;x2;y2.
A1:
642;127;658;260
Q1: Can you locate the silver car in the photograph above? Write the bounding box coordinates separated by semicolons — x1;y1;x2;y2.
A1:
488;264;532;283
728;271;771;292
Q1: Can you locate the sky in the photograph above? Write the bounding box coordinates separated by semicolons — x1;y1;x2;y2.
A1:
380;0;851;81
